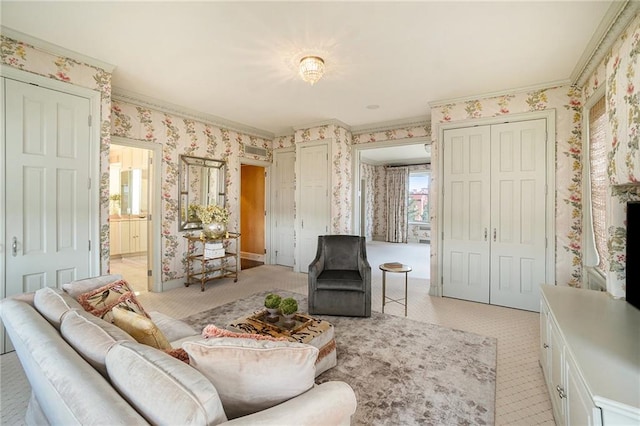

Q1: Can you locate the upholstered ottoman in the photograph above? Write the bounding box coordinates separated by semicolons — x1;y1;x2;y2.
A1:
227;312;337;377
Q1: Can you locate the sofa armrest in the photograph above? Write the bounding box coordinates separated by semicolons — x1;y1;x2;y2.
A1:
223;381;356;426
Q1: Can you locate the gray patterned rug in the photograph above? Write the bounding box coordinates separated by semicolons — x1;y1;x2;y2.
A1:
182;290;496;426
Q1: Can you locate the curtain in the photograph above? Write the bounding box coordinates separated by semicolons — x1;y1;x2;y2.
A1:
386;167;408;243
589;96;608;273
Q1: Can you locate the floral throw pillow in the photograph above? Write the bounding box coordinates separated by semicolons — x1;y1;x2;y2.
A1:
77;279;148;323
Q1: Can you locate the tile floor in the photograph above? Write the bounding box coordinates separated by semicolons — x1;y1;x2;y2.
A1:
1;242;555;425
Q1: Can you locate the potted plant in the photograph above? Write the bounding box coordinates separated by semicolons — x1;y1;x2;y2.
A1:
279;297;298;328
264;293;282;322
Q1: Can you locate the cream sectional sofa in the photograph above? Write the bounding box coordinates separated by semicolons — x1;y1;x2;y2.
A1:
0;278;357;425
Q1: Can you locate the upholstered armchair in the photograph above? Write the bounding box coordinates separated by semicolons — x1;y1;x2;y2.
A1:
308;235;371;317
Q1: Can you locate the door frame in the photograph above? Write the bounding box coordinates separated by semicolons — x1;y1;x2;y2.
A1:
270;146;295;265
351;137;431;239
434;109;556;297
1;65;102;294
111;136;162;292
239;157;271;266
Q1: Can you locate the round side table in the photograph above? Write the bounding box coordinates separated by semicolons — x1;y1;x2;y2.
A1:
379;263;412;316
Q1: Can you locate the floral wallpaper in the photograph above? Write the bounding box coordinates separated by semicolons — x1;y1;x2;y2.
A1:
360;162;377;239
1;34;113;275
352;125;430;145
584;14;640;298
431;85;583;293
111;100;271;284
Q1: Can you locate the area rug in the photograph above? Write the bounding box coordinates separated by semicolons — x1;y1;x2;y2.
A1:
182;290;496;425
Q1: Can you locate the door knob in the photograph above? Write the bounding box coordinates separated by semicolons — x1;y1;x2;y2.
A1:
12;237;18;257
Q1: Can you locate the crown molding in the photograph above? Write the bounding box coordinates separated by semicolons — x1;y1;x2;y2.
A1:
112;87;275;140
351;115;430;135
0;26;116;73
291;119;352;132
572;0;640;87
428;79;571;108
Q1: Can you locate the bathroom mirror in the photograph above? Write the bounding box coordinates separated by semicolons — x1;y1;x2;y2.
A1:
179;155;226;231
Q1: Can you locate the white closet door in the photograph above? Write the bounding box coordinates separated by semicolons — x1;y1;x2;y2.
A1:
442;126;491;303
489;119;546;311
296;143;329;273
4;78;91;295
273;149;295;267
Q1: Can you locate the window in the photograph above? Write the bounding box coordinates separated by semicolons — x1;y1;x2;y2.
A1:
587;96;608;275
408;171;429;224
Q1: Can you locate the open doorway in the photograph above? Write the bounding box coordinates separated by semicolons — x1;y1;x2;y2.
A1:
109;142;156;293
240;163;267;270
354;139;431;277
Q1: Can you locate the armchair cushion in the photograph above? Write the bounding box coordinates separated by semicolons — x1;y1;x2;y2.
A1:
316;270;365;291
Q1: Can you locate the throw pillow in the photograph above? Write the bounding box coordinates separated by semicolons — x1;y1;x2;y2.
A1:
106;341;228;426
77;279;148;323
112;307;172;350
60;309;135;377
182;337;319;419
201;324;289;341
62;274;123;298
33;287;82;329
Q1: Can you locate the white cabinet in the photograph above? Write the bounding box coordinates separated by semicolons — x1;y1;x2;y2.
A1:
540;285;639;426
110;218;147;256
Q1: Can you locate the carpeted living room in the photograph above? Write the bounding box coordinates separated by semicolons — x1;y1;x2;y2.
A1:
2;2;640;425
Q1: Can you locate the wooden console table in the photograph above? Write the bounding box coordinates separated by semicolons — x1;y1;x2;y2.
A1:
183;232;240;291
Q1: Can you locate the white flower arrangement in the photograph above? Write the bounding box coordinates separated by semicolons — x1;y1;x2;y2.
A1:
191;204;229;224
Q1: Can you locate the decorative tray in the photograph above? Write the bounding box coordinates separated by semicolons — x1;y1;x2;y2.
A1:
248;309;314;335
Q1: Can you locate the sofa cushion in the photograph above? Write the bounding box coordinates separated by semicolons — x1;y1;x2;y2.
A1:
60;309;135;377
107;341;228;426
33;287;82;329
183;337;318;419
317;270;365;291
149;310;198;342
62;274;122;298
112;307;172;350
77;279;148;323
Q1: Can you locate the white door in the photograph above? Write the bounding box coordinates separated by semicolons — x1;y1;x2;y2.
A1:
489;120;546;311
4;78;92;296
442;126;492;303
442;119;546;311
297;143;329;273
273;149;295;267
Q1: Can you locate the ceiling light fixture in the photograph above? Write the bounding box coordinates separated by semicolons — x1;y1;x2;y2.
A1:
299;56;325;85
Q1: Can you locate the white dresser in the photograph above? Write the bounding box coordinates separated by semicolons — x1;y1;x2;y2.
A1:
540;285;640;425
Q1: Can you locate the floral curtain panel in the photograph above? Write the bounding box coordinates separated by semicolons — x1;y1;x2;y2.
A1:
386;167;408;243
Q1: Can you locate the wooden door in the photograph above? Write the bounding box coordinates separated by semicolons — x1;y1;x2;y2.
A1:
297;143;329;273
442;126;491;303
273;149;295;266
240;165;265;258
4;78;91;294
489;120;546;311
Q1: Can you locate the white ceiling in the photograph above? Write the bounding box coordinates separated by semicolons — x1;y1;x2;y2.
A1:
1;1;614;141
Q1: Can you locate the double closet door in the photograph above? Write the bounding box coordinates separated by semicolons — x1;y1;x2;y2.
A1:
442;119;547;311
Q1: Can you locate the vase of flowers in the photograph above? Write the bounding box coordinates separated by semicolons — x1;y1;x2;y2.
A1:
192;204;230;239
279;297;298;328
264;293;282;323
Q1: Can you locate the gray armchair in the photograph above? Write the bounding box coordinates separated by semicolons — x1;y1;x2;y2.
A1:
308;235;371;317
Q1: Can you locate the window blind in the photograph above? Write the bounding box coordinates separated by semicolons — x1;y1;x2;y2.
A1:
589;96;608;272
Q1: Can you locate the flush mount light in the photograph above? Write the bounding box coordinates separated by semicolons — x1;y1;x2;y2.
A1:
299;56;325;85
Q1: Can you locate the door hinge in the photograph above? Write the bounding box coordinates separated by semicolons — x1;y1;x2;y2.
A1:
87;178;91;189
88;115;92;127
264;210;267;216
148;214;152;221
148;270;152;277
88;240;91;251
264;249;267;254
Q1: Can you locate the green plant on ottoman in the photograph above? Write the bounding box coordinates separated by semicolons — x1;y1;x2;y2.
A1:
264;294;282;322
280;297;298;328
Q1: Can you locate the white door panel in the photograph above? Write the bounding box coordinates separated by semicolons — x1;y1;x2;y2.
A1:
442;126;491;303
297;144;329;273
273;150;295;267
5;79;91;295
490;120;546;311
